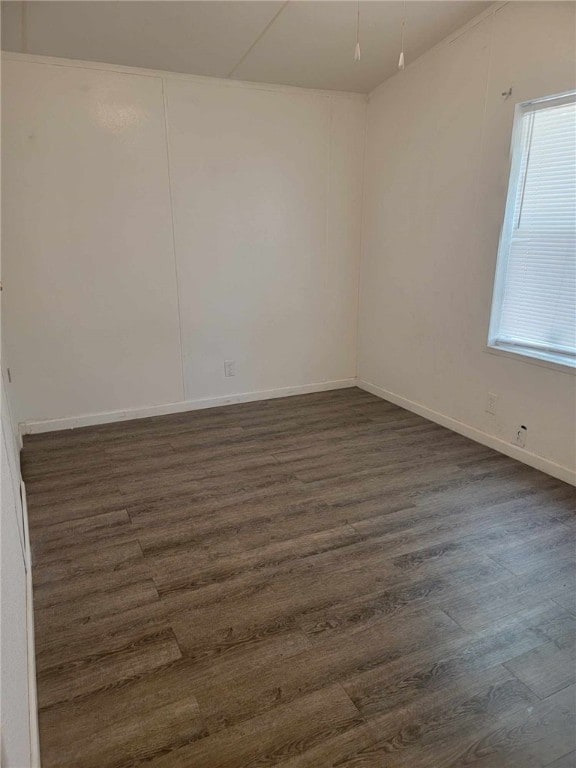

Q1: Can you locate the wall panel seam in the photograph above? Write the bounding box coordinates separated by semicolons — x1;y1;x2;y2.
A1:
161;76;187;400
354;98;369;380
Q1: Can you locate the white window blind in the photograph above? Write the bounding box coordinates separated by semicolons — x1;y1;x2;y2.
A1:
489;92;576;368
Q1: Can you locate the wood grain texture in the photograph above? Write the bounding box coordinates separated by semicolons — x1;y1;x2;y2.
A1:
23;388;576;767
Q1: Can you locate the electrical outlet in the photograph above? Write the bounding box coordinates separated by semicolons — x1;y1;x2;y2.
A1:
514;425;527;448
486;392;498;415
224;360;236;378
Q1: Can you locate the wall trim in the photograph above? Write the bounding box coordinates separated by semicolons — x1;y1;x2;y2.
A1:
20;483;41;768
19;375;576;484
368;1;507;101
26;564;41;768
21;377;575;486
357;379;576;487
20;379;357;435
1;51;367;103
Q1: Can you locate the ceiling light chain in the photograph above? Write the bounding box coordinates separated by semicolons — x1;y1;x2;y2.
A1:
399;1;407;70
354;1;361;62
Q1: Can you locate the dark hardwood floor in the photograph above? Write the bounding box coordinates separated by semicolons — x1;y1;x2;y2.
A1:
22;387;576;768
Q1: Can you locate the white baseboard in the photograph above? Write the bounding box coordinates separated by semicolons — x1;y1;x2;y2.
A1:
26;568;40;768
20;482;41;768
20;378;357;435
20;375;574;485
358;379;576;487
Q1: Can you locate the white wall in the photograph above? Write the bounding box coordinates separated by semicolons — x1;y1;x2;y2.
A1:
1;238;34;766
2;60;185;425
358;2;576;481
166;80;364;400
1;57;365;428
1;366;38;767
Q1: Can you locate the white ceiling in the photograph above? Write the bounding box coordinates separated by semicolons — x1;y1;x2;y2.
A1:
1;1;490;94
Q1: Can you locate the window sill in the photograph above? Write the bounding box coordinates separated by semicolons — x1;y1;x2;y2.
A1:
485;343;576;375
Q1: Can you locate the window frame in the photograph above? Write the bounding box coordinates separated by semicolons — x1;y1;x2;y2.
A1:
487;90;576;373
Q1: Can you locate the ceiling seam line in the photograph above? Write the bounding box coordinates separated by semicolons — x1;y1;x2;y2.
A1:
226;0;290;79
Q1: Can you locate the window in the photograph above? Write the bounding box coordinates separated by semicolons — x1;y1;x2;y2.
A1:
488;91;576;369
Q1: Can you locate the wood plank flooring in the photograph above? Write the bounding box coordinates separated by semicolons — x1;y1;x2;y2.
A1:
22;388;576;768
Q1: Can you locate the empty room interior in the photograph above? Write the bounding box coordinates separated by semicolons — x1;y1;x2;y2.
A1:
1;1;576;766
